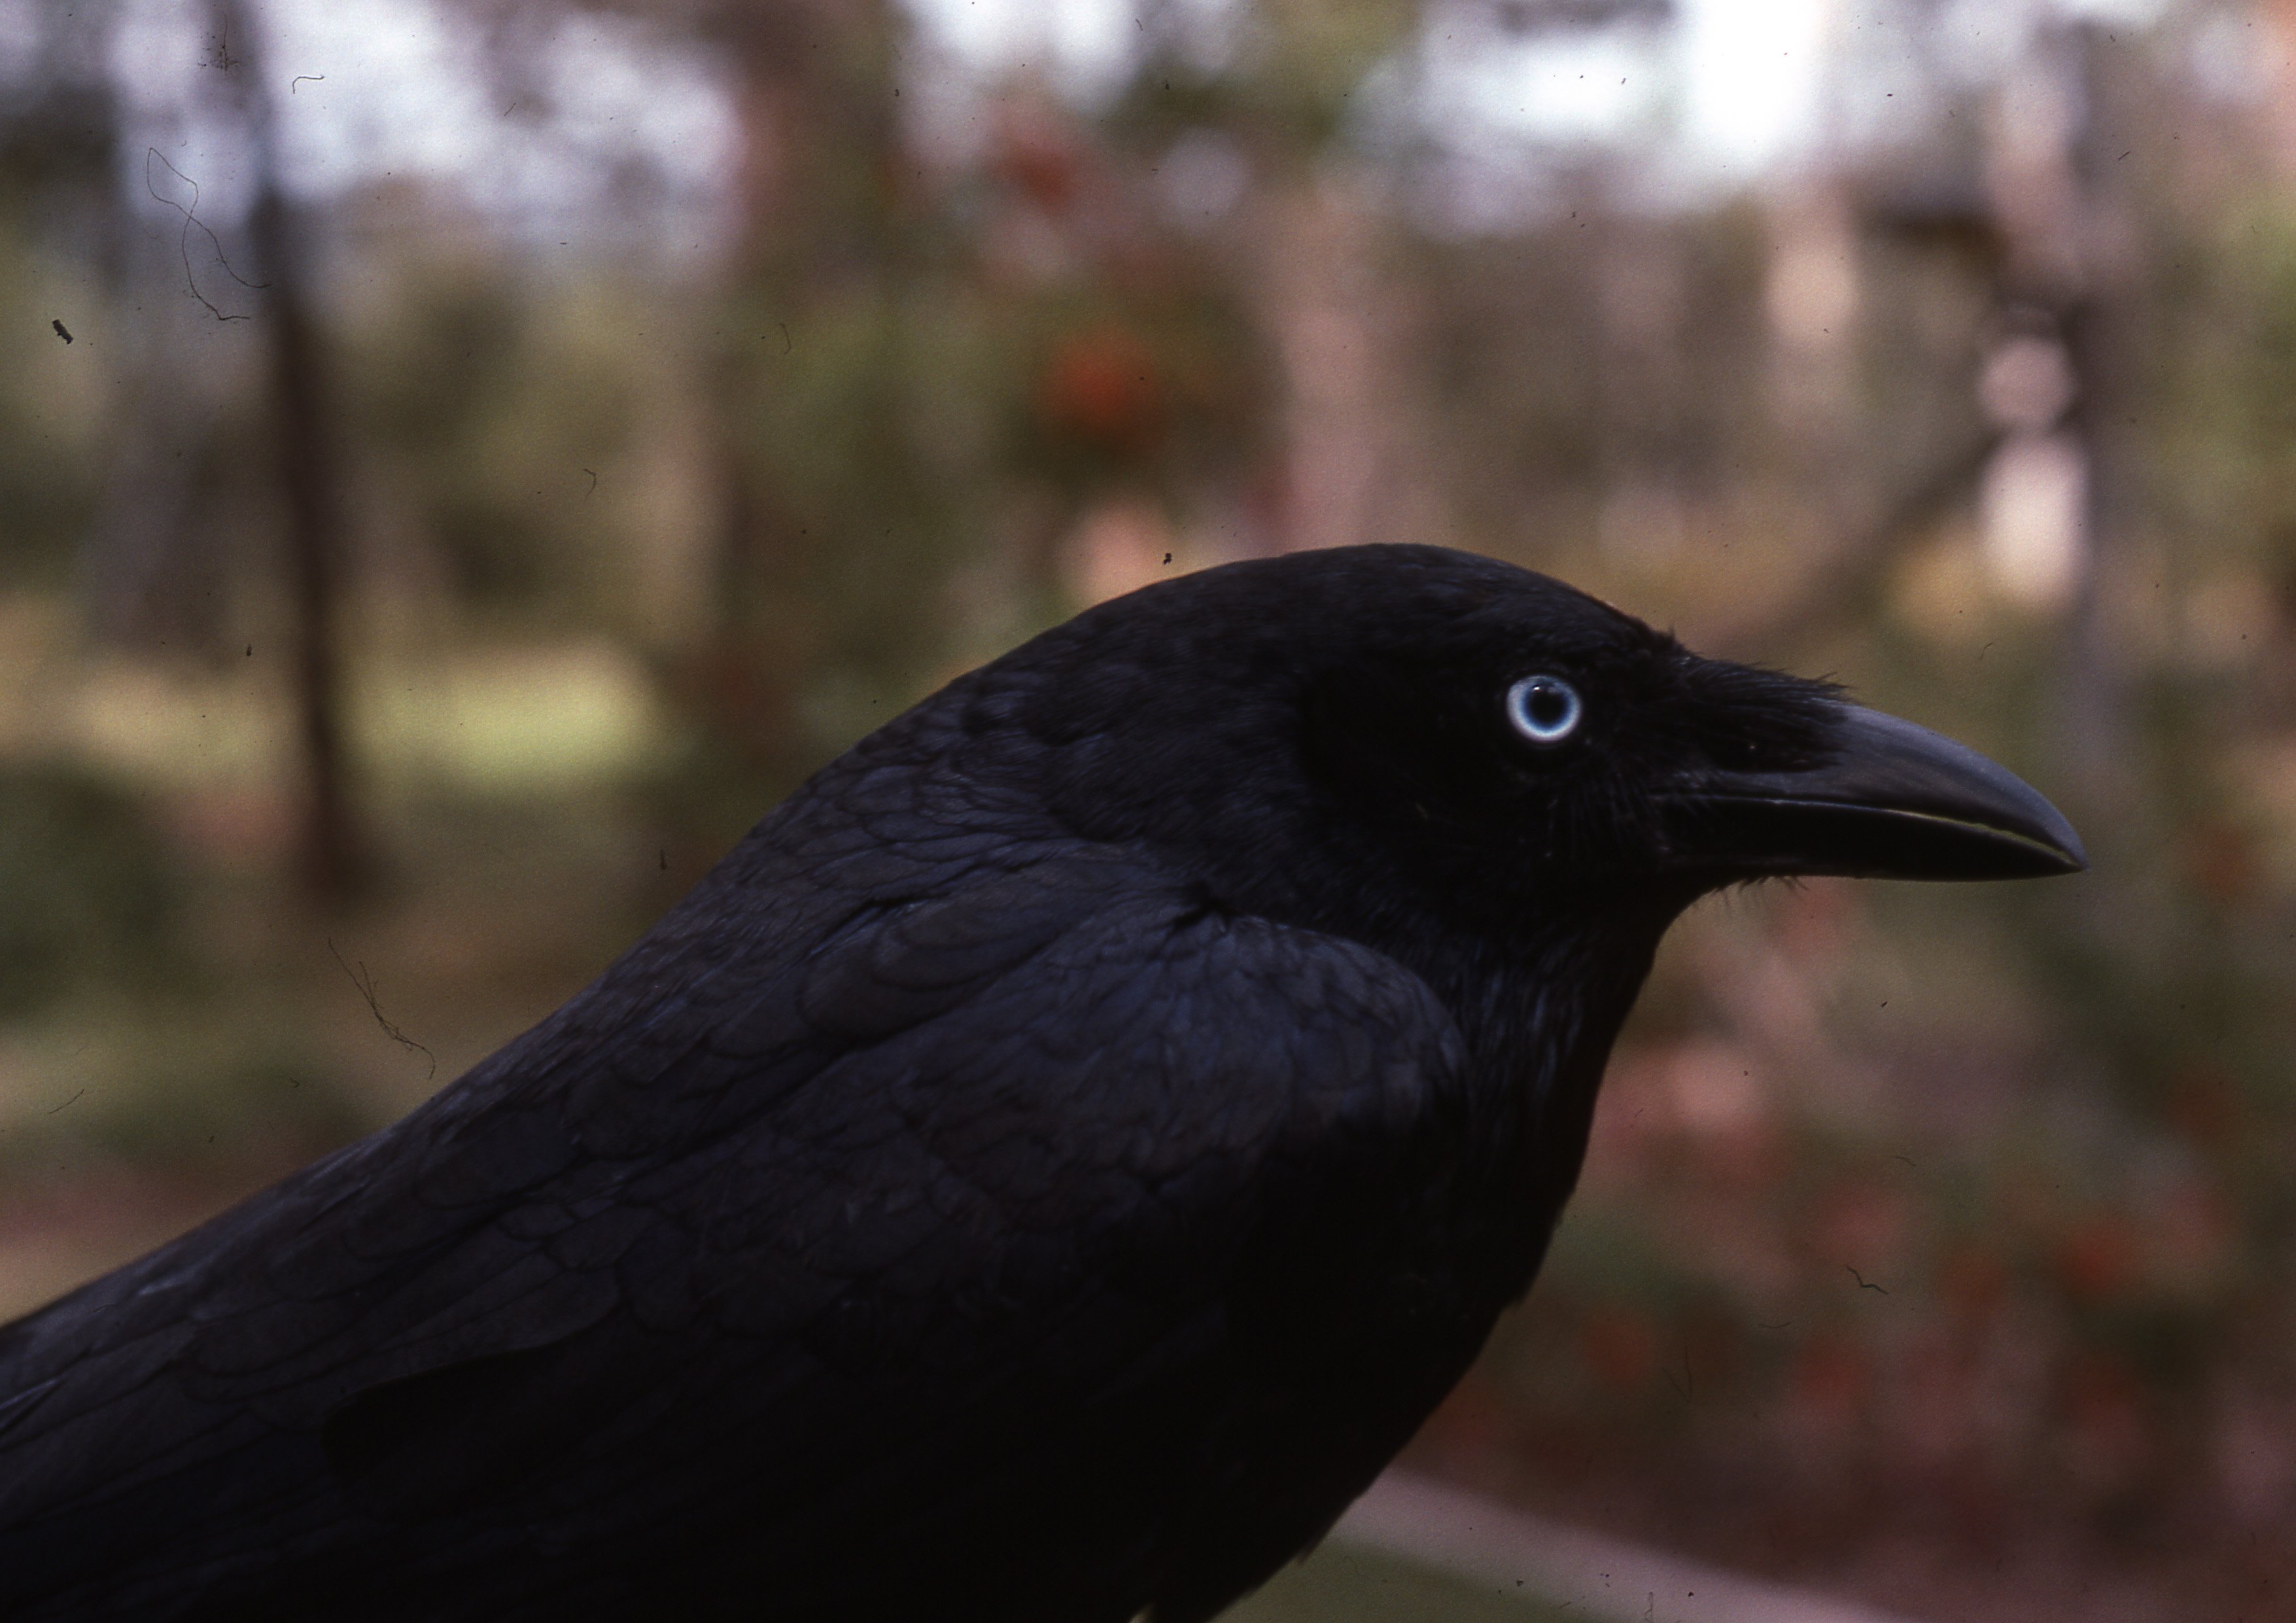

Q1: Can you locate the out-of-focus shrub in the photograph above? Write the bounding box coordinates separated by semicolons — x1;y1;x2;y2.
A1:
0;764;183;1019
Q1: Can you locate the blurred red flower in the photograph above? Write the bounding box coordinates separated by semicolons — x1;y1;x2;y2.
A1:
1039;325;1164;457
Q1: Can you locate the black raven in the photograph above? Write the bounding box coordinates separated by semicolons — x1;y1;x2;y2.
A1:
0;545;2081;1622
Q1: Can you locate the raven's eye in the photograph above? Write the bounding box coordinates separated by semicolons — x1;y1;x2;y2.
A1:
1506;675;1582;745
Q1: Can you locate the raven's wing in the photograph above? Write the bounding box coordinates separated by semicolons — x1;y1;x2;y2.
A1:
0;853;1474;1623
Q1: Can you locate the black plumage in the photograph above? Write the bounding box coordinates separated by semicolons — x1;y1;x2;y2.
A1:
0;545;2082;1621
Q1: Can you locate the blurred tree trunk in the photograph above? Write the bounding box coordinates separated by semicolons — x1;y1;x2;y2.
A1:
217;0;363;902
2058;23;2141;803
708;0;900;582
1259;175;1438;555
1983;21;2135;798
683;0;898;752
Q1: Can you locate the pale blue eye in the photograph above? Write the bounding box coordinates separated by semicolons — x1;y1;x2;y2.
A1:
1506;675;1582;744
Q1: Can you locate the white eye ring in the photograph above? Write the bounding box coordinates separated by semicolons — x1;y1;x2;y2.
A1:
1506;675;1582;745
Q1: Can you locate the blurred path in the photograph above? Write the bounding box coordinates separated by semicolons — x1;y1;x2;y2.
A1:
1310;1471;1932;1623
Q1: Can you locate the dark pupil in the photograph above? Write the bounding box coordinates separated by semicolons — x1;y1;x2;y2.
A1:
1528;684;1569;727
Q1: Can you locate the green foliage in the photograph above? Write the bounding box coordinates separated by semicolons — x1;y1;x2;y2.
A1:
0;764;183;1018
344;269;642;614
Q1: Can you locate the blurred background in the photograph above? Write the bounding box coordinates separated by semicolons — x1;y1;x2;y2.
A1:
0;0;2288;1616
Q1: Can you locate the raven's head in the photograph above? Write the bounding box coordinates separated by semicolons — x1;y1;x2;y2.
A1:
1013;544;2081;952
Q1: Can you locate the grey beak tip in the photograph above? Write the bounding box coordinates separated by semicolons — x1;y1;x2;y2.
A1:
1830;704;2088;877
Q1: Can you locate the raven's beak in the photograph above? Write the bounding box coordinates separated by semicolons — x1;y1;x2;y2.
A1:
1665;705;2087;882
